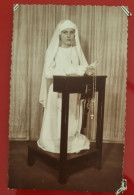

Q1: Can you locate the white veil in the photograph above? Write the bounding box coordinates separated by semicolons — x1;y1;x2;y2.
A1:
39;20;89;107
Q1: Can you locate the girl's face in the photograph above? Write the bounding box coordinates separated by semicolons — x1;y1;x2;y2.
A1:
60;28;75;48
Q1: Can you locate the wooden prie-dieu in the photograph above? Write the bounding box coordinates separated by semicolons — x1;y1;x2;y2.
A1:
27;75;107;184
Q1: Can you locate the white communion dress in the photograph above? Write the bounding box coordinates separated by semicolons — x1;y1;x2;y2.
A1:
37;46;90;153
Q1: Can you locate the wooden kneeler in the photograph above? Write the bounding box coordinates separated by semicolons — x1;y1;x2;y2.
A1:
27;75;107;184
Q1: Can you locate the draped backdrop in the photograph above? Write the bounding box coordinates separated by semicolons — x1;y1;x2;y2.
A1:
9;5;128;142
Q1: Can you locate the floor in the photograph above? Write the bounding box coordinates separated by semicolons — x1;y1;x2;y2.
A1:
8;141;124;193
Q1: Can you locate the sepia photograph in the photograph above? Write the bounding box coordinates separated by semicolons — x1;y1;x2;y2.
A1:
8;4;128;193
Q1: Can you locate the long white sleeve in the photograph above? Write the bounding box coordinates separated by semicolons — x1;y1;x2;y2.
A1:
45;60;66;79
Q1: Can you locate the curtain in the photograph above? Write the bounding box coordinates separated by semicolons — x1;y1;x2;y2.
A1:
9;5;128;142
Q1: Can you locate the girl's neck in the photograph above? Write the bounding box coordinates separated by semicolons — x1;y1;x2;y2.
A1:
60;46;72;49
60;45;72;48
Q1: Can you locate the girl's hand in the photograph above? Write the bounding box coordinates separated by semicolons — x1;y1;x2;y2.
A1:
53;69;66;76
77;66;87;76
65;66;77;75
85;60;99;75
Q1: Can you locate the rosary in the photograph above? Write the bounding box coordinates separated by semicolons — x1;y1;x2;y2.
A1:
90;67;96;120
80;65;96;131
85;66;96;120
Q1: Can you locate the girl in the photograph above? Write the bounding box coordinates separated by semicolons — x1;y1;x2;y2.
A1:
37;20;95;153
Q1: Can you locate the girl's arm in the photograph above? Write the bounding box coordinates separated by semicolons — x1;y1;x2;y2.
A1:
45;60;66;78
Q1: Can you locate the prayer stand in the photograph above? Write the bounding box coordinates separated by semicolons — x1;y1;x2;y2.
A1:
27;75;107;184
